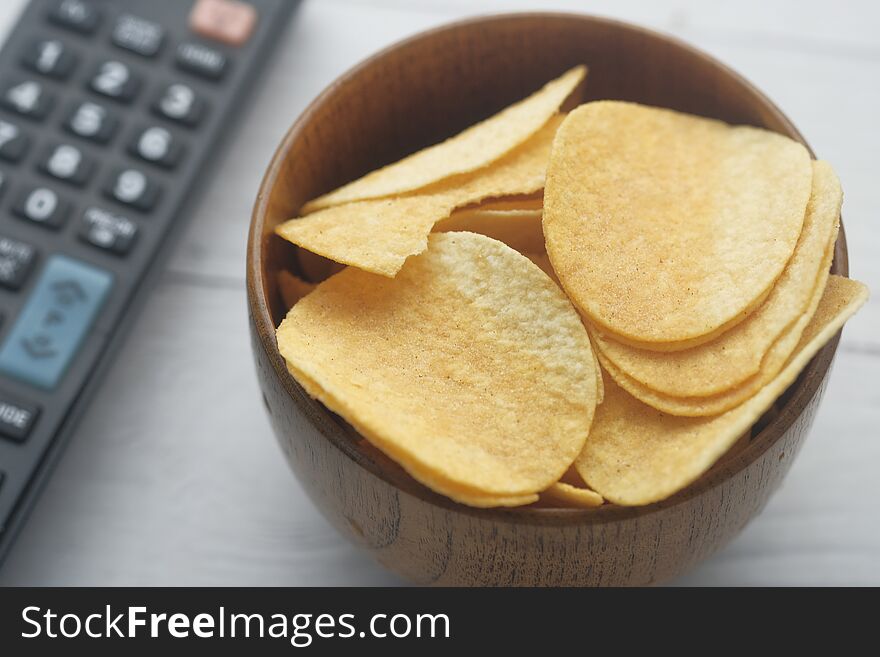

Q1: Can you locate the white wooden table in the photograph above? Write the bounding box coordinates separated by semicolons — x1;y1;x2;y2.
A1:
1;0;878;586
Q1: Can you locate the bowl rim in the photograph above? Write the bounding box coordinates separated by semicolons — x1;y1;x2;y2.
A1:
247;11;848;526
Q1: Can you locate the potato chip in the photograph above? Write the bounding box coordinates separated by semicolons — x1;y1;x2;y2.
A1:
593;161;841;397
352;435;539;507
277;270;316;309
301;66;586;212
576;275;868;505
276;116;563;276
434;208;544;254
544;101;812;348
475;195;543;212
600;238;836;417
541;482;604;508
276;232;598;504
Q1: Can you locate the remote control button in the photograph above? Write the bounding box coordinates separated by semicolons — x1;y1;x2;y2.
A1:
21;38;77;80
175;42;228;80
38;143;94;186
104;168;159;212
0;236;37;291
152;83;206;127
0;255;112;390
129;126;183;168
0;80;54;120
79;207;138;255
63;101;117;143
13;186;70;229
0;393;40;443
88;60;140;103
112;14;165;58
48;0;101;35
190;0;257;47
0;120;30;162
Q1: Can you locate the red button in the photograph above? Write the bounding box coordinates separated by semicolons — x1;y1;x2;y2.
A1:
189;0;257;47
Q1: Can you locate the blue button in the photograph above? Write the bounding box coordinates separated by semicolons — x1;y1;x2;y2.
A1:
0;255;112;390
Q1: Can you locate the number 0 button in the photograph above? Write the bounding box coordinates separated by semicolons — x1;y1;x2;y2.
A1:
128;126;182;168
13;186;70;229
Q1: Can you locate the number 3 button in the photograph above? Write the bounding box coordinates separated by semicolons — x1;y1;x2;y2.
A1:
152;83;205;127
128;125;183;168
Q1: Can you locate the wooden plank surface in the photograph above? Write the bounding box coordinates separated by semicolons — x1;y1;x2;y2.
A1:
1;0;877;586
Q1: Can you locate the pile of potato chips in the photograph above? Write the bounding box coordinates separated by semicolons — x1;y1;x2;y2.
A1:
273;66;868;508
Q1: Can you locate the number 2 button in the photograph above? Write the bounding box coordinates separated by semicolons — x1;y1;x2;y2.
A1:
88;60;140;103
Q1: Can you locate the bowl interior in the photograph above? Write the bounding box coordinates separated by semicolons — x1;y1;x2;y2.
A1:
248;13;847;517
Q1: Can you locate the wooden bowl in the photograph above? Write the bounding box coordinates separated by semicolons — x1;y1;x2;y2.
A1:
247;13;848;586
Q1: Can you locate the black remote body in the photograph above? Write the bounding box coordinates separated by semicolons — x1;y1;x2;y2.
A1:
0;0;297;565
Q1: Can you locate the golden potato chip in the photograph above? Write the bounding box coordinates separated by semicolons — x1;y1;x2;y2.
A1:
276;232;598;504
434;208;544;254
593;161;841;397
277;270;316;309
600;238;836;417
576;275;867;505
301;66;586;212
544;101;812;348
475;195;543;212
541;482;604;508
276;116;562;276
352;435;539;507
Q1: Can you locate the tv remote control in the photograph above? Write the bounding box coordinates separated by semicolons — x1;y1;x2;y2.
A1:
0;0;297;564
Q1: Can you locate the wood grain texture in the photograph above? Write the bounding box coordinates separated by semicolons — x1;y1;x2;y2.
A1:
248;13;849;585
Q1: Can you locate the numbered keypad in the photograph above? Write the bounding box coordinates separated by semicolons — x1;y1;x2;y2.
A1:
38;142;94;186
12;185;70;229
152;83;205;126
21;38;77;79
0;120;30;162
0;79;54;120
88;60;141;103
103;167;159;212
129;125;182;168
63;100;118;143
